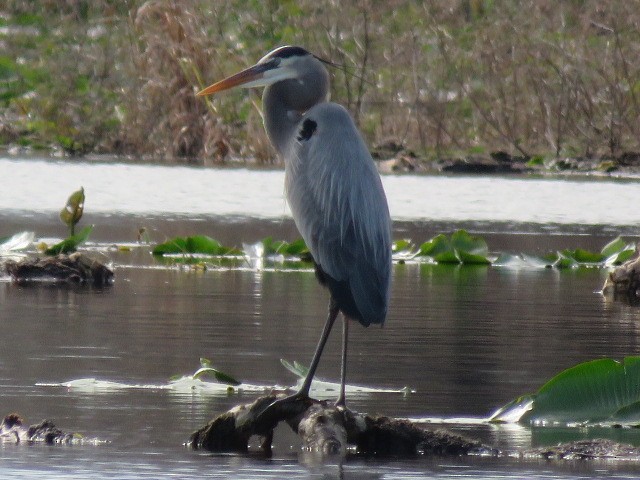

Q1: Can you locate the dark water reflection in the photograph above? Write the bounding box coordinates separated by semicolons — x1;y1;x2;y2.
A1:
2;216;640;478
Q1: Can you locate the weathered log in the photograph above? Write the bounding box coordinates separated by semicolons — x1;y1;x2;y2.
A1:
602;245;640;301
0;413;78;444
524;439;640;461
4;253;114;286
189;394;489;456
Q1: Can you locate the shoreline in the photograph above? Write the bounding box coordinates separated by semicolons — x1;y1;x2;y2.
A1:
3;145;640;180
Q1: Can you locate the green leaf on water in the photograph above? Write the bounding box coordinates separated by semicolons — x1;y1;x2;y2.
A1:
601;237;627;258
418;230;491;264
601;237;637;266
552;251;579;269
44;225;93;255
451;230;489;258
561;248;605;264
608;247;637;265
262;237;310;257
152;235;241;256
0;231;35;253
192;363;241;386
281;358;309;378
491;357;640;426
392;239;414;253
456;249;491;265
417;234;450;258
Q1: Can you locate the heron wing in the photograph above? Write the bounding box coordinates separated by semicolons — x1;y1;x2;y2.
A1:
285;103;391;325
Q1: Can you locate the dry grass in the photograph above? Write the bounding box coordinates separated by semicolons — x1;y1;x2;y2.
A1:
3;0;640;162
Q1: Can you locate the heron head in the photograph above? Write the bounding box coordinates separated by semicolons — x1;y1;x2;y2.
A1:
197;46;317;96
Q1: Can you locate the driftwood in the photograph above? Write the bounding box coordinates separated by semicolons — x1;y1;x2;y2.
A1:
526;439;640;461
189;394;490;456
0;414;78;444
602;245;640;302
190;395;640;461
4;253;114;286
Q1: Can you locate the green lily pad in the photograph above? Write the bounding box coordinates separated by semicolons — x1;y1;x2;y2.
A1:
152;235;241;256
262;236;309;256
191;357;240;386
491;357;640;426
418;230;491;264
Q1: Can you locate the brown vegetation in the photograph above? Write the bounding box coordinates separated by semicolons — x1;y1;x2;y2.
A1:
2;1;640;164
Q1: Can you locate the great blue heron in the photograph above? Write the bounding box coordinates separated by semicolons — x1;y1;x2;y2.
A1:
197;46;392;407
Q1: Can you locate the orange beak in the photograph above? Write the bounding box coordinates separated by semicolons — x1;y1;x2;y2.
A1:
196;63;270;96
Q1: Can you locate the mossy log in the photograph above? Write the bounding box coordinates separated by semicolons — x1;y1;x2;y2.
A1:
603;246;640;301
4;253;114;286
189;394;489;456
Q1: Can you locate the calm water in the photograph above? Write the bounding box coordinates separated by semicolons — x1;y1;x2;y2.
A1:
1;156;640;479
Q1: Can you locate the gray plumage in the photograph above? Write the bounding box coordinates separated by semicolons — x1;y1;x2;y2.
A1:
197;45;392;405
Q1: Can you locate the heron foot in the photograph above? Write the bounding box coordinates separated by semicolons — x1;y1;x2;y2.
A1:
255;390;312;424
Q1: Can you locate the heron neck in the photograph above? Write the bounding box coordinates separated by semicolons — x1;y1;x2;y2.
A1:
263;83;301;157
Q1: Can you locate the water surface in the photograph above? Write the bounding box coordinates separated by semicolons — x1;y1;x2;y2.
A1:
1;157;640;479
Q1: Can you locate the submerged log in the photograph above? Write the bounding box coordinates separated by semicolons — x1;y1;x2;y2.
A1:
525;439;640;461
602;246;640;301
189;394;489;456
4;253;114;286
0;413;78;444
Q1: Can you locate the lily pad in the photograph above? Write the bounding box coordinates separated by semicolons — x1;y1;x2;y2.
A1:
152;235;241;256
491;357;640;426
191;358;240;386
261;236;310;258
417;230;491;264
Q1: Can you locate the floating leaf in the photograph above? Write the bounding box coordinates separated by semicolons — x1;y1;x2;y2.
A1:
489;395;535;423
44;225;93;255
561;248;605;264
491;357;640;426
281;358;309;379
152;235;241;256
418;231;491;264
0;231;35;254
417;234;451;258
456;249;491;265
607;248;637;266
59;187;84;236
392;239;414;253
552;251;579;269
450;230;489;258
603;238;637;265
261;236;310;258
519;253;554;269
601;237;627;258
191;358;240;386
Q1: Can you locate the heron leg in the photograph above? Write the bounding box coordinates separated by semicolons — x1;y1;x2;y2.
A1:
258;297;340;419
298;298;340;396
335;314;348;407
